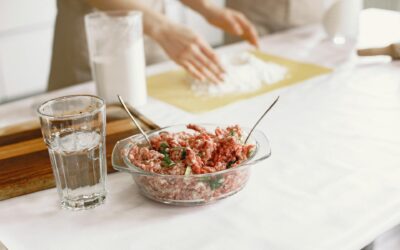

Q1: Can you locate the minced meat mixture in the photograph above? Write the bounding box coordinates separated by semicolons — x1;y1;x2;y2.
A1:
128;124;254;175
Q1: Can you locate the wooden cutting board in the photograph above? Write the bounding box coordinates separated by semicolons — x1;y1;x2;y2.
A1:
0;104;159;201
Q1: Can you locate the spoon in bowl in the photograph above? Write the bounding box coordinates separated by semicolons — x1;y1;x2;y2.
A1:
244;96;279;144
117;95;152;149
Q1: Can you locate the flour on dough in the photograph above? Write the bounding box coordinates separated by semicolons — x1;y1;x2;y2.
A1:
190;52;288;96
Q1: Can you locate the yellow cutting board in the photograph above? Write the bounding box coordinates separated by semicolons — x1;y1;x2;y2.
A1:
147;51;332;113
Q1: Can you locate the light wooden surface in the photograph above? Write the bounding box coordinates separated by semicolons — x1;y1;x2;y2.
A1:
357;43;400;59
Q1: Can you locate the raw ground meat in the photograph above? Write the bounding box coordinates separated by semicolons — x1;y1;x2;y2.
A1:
126;124;256;203
128;124;255;175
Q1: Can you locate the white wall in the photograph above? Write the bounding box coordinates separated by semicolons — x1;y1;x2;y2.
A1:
0;0;56;103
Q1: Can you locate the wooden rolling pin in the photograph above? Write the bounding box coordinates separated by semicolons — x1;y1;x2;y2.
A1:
357;43;400;60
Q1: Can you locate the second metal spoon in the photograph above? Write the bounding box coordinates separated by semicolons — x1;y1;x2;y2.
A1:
117;95;152;148
244;96;279;144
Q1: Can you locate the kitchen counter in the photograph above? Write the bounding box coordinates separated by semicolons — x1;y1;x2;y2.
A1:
1;9;400;250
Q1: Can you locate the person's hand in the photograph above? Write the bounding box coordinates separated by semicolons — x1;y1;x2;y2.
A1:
153;22;225;83
200;6;259;47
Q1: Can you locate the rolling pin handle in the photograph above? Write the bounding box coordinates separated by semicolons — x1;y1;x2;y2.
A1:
357;46;391;57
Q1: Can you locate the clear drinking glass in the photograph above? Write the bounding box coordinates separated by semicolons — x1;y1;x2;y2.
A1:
85;11;147;106
37;95;107;210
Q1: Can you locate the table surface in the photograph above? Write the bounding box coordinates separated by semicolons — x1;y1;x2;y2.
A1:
1;9;400;250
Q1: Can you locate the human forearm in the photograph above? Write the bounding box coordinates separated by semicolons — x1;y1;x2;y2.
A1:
87;0;170;40
180;0;213;17
181;0;259;47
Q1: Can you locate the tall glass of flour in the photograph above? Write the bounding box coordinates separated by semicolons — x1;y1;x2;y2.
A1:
85;11;147;106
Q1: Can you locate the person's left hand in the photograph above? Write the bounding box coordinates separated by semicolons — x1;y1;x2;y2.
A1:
202;6;259;47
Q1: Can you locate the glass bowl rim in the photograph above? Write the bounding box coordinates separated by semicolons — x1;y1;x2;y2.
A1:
116;123;271;178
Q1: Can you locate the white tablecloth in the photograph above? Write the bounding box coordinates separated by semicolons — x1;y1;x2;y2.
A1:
1;9;400;250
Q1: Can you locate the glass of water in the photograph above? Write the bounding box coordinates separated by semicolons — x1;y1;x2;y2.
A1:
37;95;107;210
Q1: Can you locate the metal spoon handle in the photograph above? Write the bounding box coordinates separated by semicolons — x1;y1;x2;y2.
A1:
244;96;279;144
117;95;152;148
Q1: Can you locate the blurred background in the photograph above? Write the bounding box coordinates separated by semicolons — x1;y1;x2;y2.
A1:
0;0;398;104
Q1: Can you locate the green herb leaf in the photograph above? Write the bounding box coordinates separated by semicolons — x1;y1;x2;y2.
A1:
230;130;235;136
227;160;236;169
200;176;224;190
161;154;175;167
159;142;169;154
209;176;224;190
248;150;255;157
181;148;187;160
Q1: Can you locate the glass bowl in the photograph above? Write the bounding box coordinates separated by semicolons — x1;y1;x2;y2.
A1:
112;124;271;206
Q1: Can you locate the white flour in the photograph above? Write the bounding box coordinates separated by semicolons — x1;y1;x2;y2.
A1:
190;52;287;96
92;38;147;106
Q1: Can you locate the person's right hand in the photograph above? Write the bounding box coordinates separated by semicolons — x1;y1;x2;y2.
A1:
203;7;259;48
153;22;225;83
180;0;259;47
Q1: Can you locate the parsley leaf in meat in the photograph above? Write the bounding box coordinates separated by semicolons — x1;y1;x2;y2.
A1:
200;176;224;190
159;142;169;154
227;160;236;169
162;154;175;167
248;149;255;157
209;176;224;190
181;148;187;160
159;142;175;167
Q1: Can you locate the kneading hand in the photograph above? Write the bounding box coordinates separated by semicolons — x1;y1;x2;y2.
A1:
203;7;259;48
153;22;225;83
